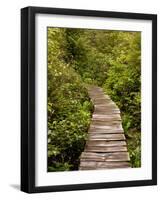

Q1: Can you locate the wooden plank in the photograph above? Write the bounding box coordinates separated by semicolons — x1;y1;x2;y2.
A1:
88;87;103;92
92;99;111;103
94;110;120;114
89;94;105;98
90;124;123;130
93;101;113;105
80;152;130;162
89;93;107;96
92;115;121;121
91;121;122;126
91;118;121;122
88;133;125;140
92;97;111;100
94;109;120;113
92;115;121;119
94;101;116;105
94;105;118;110
88;91;104;94
92;101;112;105
88;129;124;134
86;140;126;147
92;119;122;123
79;165;130;170
92;113;121;120
94;105;118;109
84;145;127;152
79;161;130;168
90;93;109;97
94;106;119;111
92;97;110;100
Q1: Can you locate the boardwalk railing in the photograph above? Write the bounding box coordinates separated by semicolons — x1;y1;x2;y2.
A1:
79;86;131;170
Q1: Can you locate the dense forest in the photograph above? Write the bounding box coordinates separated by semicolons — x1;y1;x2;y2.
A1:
47;27;141;172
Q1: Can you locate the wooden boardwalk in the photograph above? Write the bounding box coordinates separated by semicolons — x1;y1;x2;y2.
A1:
79;86;131;170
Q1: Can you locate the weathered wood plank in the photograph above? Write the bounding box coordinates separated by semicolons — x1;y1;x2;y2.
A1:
92;99;111;104
88;133;125;140
79;166;130;170
80;152;130;162
94;109;120;114
90;124;123;130
86;140;126;147
84;145;127;152
79;161;130;168
94;110;120;114
94;106;119;110
92;118;121;122
94;107;119;111
94;103;116;107
93;115;121;121
91;121;122;126
88;129;124;134
92;119;122;123
92;97;111;100
89;93;110;97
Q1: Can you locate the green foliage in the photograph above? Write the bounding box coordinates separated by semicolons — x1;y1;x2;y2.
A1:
103;32;141;167
64;29;110;86
126;130;141;167
47;28;92;171
48;27;141;170
64;29;141;167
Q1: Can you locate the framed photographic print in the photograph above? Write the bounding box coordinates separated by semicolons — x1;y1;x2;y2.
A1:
21;6;157;193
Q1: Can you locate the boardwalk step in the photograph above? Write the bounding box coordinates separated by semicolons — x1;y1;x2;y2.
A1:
88;129;124;134
79;166;130;170
79;161;131;169
86;140;126;147
84;145;127;152
80;152;130;162
94;110;120;114
92;114;121;120
94;106;119;109
90;124;123;129
79;86;130;170
88;133;125;140
91;121;122;126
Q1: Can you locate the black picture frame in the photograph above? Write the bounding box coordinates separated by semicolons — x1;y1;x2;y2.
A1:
21;6;157;193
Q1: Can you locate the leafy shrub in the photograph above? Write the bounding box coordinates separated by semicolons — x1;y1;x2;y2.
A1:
48;27;141;169
103;33;141;167
47;28;93;171
48;77;93;171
